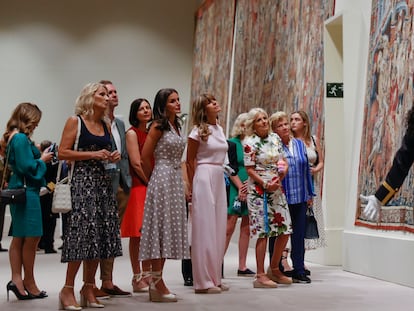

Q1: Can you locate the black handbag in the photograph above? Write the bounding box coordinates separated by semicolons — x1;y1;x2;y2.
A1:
0;144;27;205
0;188;26;205
305;206;319;239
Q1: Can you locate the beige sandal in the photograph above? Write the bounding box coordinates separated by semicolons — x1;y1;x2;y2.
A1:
132;272;150;293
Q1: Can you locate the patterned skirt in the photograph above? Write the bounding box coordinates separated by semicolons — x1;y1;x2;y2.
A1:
61;160;122;262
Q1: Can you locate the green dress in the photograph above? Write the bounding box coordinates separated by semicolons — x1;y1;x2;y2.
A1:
7;133;46;237
227;136;249;216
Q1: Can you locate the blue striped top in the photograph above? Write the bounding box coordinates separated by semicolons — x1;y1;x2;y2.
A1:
281;137;315;204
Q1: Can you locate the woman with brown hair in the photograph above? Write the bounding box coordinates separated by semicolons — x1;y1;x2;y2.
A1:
2;102;53;300
121;98;153;293
186;94;229;294
139;88;189;303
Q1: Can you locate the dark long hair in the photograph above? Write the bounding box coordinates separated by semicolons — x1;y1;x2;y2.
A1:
129;98;151;128
152;88;181;131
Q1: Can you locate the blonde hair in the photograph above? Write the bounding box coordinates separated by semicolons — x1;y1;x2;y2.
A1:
230;112;248;138
74;82;108;120
191;93;216;141
269;111;288;130
244;108;268;137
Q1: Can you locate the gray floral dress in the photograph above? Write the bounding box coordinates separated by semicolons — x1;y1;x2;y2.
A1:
243;133;292;238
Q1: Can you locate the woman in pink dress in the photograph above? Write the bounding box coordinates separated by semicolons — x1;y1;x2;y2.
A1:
120;98;153;293
186;94;228;294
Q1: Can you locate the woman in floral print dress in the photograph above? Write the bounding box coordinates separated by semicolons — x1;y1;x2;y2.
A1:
243;108;292;288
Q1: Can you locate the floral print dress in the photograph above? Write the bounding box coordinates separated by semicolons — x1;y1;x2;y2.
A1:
243;133;292;239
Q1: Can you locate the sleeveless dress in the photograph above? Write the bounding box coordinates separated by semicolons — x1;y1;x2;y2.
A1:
7;133;46;237
243;133;292;238
61;117;122;262
121;127;151;237
304;136;327;249
189;124;228;290
139;126;189;260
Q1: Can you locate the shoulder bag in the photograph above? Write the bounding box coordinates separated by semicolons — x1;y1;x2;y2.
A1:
0;143;26;205
51;116;80;213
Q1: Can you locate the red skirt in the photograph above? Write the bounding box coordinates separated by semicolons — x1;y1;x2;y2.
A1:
120;184;147;237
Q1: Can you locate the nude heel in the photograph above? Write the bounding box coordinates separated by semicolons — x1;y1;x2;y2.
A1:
132;272;150;293
59;285;82;311
80;283;104;308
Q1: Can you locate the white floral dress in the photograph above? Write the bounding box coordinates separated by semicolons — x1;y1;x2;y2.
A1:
243;133;292;239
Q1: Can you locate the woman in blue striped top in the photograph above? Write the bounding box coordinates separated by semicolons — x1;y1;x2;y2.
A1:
269;111;314;284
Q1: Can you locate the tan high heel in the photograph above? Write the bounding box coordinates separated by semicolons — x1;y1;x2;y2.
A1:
267;267;292;284
132;272;150;293
59;285;82;311
253;274;278;288
80;283;104;308
149;271;177;302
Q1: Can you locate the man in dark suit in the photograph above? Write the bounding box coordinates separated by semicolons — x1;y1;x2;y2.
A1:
87;80;132;298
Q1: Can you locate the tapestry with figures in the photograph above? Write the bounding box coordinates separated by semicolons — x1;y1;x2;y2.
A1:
356;0;414;232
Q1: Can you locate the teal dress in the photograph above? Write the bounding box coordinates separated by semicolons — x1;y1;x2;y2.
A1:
227;136;249;216
7;133;46;237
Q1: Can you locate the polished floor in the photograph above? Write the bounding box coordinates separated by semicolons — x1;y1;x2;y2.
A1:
0;232;413;311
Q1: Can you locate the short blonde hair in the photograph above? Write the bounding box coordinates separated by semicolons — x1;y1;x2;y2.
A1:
269;111;288;130
244;108;268;137
230;112;248;138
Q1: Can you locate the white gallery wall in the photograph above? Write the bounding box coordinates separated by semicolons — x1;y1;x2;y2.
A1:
0;0;198;144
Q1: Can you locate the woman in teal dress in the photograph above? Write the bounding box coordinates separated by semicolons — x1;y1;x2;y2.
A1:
224;112;255;276
2;102;53;300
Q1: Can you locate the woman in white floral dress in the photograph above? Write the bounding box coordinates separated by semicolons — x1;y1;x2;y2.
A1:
243;108;292;288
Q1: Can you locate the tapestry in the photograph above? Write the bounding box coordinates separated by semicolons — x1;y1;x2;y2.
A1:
190;0;236;131
356;0;414;232
230;0;334;149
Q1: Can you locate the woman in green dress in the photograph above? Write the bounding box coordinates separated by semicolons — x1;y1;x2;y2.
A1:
2;102;53;300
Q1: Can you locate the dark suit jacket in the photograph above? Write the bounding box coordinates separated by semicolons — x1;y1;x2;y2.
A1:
227;140;239;176
375;130;414;205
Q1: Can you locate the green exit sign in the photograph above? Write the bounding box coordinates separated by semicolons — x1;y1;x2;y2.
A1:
326;83;343;98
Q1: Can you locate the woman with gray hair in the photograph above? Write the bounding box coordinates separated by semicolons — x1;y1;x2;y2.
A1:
243;108;292;288
58;82;122;310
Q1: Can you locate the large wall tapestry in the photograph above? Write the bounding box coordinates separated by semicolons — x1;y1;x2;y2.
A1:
230;0;334;142
356;0;414;232
190;0;236;131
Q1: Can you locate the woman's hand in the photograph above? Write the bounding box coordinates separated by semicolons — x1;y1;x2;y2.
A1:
266;176;281;192
41;150;54;163
277;159;288;178
238;181;248;201
94;149;112;161
109;150;121;163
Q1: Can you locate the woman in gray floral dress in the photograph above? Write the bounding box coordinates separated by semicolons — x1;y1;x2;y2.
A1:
243;108;292;288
